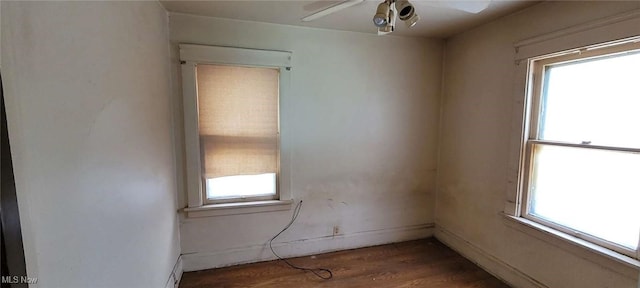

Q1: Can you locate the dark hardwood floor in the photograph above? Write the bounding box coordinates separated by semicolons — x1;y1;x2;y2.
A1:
179;238;510;288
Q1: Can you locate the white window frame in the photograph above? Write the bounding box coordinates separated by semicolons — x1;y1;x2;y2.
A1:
180;44;293;217
519;40;640;260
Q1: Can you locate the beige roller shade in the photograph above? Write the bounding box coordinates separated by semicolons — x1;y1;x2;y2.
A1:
196;64;279;178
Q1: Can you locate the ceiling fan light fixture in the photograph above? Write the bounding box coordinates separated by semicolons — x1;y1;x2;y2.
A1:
404;13;419;28
378;25;392;32
395;0;419;28
377;27;392;35
377;5;395;36
396;0;415;21
372;2;390;27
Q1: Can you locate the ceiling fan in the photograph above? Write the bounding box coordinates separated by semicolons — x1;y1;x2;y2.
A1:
301;0;491;35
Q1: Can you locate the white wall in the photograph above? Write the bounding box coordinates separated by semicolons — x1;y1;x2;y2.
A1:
169;13;444;271
437;1;640;288
1;2;180;287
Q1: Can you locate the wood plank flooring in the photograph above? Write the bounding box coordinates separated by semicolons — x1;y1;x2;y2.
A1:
179;238;510;288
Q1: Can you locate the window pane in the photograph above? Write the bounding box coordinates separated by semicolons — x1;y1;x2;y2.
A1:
197;64;279;138
539;50;640;148
206;173;276;199
196;64;279;200
529;144;640;249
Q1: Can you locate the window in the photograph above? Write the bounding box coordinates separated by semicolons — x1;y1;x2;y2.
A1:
197;64;279;203
180;44;292;215
520;40;640;259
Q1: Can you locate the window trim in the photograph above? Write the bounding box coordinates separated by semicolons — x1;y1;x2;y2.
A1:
517;39;640;260
183;199;294;218
179;44;293;211
502;214;640;274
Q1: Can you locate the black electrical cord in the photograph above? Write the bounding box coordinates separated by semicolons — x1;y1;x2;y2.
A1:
269;200;333;280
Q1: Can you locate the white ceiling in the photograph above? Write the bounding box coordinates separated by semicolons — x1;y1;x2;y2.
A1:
160;0;540;38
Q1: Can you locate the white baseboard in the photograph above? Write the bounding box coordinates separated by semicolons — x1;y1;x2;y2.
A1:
435;226;548;288
164;256;183;288
182;223;435;272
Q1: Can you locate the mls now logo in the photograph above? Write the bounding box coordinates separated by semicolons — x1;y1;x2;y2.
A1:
1;276;38;284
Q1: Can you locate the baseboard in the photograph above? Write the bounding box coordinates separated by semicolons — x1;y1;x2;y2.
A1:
182;223;435;272
435;226;548;288
164;256;183;288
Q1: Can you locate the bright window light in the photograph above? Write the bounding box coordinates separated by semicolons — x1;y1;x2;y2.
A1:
206;173;276;200
196;64;280;203
540;51;640;148
530;145;640;249
525;43;640;254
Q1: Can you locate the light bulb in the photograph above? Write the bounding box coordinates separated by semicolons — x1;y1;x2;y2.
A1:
372;2;390;28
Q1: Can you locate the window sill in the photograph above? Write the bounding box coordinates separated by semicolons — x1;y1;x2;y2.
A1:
183;199;293;218
501;213;640;277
